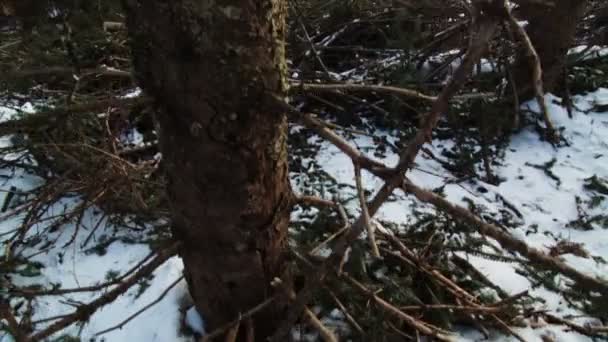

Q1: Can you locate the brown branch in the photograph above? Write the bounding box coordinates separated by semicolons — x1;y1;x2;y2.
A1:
325;288;364;335
344;274;456;342
491;314;527;342
94;276;184;336
506;5;558;142
354;163;380;258
380;245;479;305
11;246;158;297
304;307;338;342
402;179;608;296
295;195;338;209
399;304;501;313
200;297;276;342
7;66;132;80
292;82;437;102
0;301;27;342
543;313;608;338
27;242;180;341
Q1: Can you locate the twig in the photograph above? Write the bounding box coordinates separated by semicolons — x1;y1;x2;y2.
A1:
399;304;501;313
200;297;276;342
11;247;159;297
345;274;455;342
0;301;27;342
293;82;437;102
27;242;180;341
94;276;184;336
295;195;337;209
506;4;558;142
491;314;527;342
325;288;364;335
402;179;608;296
290;0;334;81
543;313;608;338
224;319;240;342
304;307;338;342
354;163;380;258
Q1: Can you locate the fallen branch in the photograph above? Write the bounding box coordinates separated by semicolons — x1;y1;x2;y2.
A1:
0;300;27;342
94;276;184;336
354;163;380;258
325;288;364;335
304;307;338;342
543;313;608;338
27;241;179;341
506;4;558;142
292;82;437;102
402;179;608;296
345;274;456;342
200;297;276;342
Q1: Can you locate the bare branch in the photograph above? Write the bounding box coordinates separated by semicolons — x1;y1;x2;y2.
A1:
402;179;608;296
27;242;180;341
345;274;456;342
506;4;558;142
94;276;184;336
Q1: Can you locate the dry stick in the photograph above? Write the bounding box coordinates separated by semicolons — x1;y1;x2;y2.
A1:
27;242;180;341
309;204;349;257
295;194;337;209
543;313;608;338
505;7;558;142
489;291;529;308
310;226;349;257
6;66;131;80
490;314;527;342
344;274;456;342
0;301;27;342
354;163;380;258
268;9;502;341
325;288;364;335
224;319;240;342
290;0;334;81
94;276;184;336
292;82;494;102
294;82;438;102
12;247;158;297
303;307;338;342
382;240;479;305
402;179;608;296
295;195;351;257
281;282;339;342
200;297;276;342
399;304;501;313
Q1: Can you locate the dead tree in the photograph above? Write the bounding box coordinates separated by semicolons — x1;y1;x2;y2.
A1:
122;1;292;339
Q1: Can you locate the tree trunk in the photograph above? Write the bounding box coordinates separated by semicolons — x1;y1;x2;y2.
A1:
512;0;587;98
122;1;291;339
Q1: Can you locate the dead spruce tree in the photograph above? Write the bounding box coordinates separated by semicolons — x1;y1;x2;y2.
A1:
122;1;291;339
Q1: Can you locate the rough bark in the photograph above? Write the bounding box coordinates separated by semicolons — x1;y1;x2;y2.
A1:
122;0;291;339
512;0;588;98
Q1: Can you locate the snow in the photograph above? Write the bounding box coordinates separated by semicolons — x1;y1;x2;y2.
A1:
2;89;608;340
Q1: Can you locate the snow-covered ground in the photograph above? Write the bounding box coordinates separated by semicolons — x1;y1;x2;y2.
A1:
1;89;608;341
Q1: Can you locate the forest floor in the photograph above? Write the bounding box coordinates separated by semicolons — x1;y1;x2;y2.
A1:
1;88;608;341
